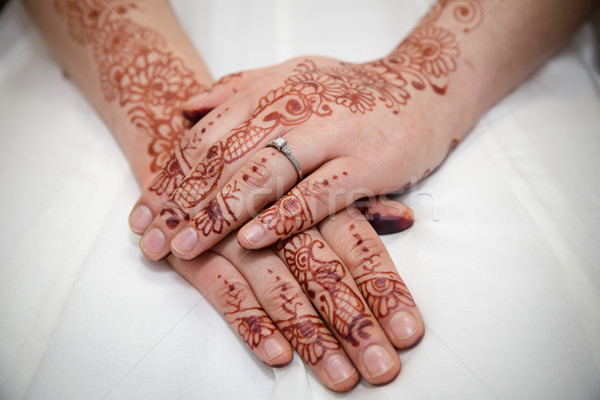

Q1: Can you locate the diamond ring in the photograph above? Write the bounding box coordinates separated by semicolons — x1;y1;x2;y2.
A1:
267;137;303;181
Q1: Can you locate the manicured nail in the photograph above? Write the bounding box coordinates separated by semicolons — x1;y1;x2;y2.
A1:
362;345;395;379
264;338;286;361
240;224;264;247
129;205;152;233
326;354;356;385
390;311;419;341
140;228;165;256
366;212;414;235
171;227;197;255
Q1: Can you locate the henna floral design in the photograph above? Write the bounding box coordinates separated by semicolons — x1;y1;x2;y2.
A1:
193;181;241;235
256;173;345;238
221;277;276;349
55;0;206;180
257;181;317;236
280;233;372;347
159;0;484;235
275;291;340;365
350;227;415;319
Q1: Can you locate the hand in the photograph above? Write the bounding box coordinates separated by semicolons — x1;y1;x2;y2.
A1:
170;199;424;391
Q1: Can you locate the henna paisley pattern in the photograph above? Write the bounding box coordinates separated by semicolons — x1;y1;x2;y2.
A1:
160;0;484;235
281;233;372;347
55;0;206;177
357;273;415;319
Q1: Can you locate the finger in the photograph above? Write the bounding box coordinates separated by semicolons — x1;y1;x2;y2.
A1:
139;80;326;260
319;205;425;349
238;158;369;249
355;197;415;235
213;237;359;392
167;253;292;367
170;131;334;260
129;94;257;235
274;229;401;385
182;71;249;118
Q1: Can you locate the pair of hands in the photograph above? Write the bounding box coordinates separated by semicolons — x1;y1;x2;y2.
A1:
126;0;484;390
127;57;438;390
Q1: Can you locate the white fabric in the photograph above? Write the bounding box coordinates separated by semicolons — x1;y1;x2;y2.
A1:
1;0;599;399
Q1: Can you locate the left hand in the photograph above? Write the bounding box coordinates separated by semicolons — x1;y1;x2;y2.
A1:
132;54;459;261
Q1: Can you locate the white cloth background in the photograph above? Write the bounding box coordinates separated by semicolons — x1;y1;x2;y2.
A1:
1;0;599;399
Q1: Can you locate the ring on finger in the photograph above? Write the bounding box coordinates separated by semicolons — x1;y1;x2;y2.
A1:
267;136;303;181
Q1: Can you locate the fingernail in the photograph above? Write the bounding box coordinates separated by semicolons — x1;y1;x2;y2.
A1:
326;354;356;385
171;227;197;255
140;228;165;256
362;345;395;379
241;224;264;246
129;205;152;233
366;213;414;235
264;338;286;361
390;311;419;341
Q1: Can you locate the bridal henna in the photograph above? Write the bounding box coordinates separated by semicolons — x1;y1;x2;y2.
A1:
220;276;277;349
136;0;485;259
277;233;373;346
211;238;367;388
54;0;207;188
275;292;341;365
350;231;415;320
275;230;401;382
318;207;424;348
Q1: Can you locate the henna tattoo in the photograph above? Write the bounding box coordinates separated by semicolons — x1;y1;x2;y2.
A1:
193;181;241;235
280;233;372;346
55;0;206;181
220;276;276;349
275;291;340;365
349;228;415;319
159;0;484;235
257;175;340;237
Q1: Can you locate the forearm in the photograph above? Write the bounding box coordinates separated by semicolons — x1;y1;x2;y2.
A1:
24;0;213;185
380;0;597;160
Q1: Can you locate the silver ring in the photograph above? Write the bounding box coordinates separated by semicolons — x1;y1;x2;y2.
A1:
267;137;303;181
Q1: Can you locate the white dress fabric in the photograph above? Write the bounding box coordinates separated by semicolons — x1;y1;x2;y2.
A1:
0;0;599;399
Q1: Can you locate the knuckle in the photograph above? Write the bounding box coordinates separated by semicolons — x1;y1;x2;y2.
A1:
236;158;274;195
307;179;340;214
262;276;304;308
347;235;387;266
216;277;254;306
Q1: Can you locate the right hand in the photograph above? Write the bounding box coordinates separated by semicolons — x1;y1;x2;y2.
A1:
170;199;424;391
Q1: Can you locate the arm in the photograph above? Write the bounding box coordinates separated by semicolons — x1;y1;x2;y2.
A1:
23;0;212;185
24;0;426;390
129;0;599;260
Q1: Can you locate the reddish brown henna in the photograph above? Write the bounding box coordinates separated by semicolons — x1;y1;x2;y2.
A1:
54;0;207;187
350;231;415;319
193;181;241;235
256;177;331;237
279;233;373;347
160;0;484;235
362;212;414;236
220;277;276;349
275;292;340;365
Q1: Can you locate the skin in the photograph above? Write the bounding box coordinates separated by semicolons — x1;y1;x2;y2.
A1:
24;0;425;391
127;0;598;262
